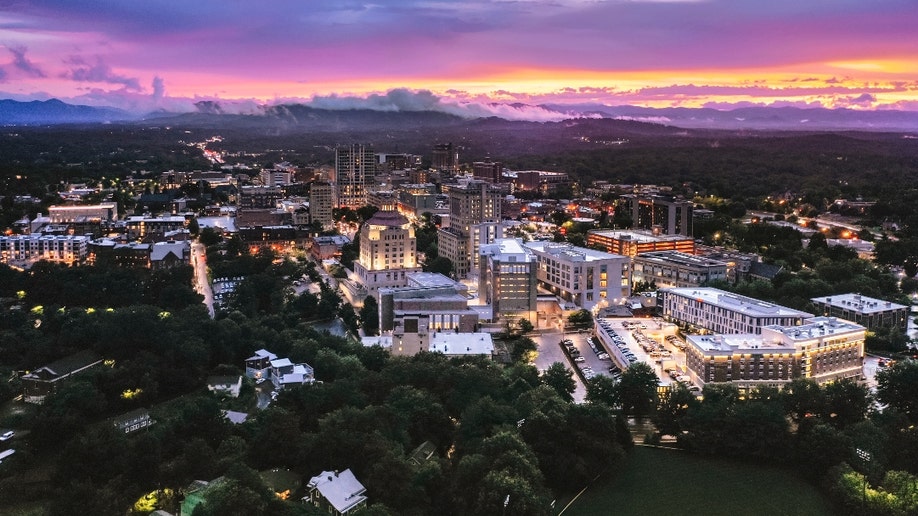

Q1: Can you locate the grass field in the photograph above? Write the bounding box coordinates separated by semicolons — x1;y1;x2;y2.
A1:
563;446;833;516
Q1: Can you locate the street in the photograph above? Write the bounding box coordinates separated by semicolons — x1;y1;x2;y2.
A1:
191;241;215;318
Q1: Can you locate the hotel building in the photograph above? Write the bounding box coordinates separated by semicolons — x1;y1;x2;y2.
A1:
353;209;421;293
523;241;631;310
685;317;865;390
662;287;812;334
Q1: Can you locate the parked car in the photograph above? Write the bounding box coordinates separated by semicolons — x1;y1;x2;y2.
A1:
0;431;13;441
574;356;586;363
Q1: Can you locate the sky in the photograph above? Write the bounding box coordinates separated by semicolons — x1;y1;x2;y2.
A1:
1;0;917;117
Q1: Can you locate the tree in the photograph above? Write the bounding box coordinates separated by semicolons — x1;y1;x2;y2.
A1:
424;256;453;276
877;360;918;423
199;226;221;247
188;216;200;236
517;318;534;334
567;309;592;327
653;383;699;437
540;362;575;403
585;375;619;408
822;378;870;429
781;378;825;423
359;295;380;336
618;362;659;417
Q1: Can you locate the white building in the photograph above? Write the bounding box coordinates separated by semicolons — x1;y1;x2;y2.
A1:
523;241;631;310
0;234;90;265
428;332;494;358
353;210;422;293
685;316;865;390
479;239;538;322
662;287;812;334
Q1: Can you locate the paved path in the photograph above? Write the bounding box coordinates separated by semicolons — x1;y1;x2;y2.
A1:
191;241;215;318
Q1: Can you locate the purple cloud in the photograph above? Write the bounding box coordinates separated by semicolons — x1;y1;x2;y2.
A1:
7;46;45;77
63;57;141;90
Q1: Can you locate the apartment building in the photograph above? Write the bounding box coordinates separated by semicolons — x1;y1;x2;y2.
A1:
632;250;729;288
662;287;812;334
810;293;909;333
523;241;631;309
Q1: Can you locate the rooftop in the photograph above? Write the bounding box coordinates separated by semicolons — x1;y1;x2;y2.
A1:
524;241;625;262
588;229;693;243
308;469;367;514
429;332;495;356
811;293;907;313
480;238;535;261
635;250;727;268
665;287;813;318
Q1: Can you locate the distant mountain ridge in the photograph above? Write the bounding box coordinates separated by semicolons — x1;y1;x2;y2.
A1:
0;99;134;125
1;98;917;132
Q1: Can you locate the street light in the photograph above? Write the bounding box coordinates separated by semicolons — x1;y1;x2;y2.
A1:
856;448;872;511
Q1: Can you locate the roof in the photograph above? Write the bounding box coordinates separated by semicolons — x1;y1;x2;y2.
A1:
748;261;783;280
247;348;277;361
151;241;188;261
664;287;812;319
524;240;625;263
479;238;535;261
588;229;693;243
365;209;409;227
25;349;102;380
811;293;907;313
634;250;728;268
308;469;367;514
429;332;494;356
222;410;249;424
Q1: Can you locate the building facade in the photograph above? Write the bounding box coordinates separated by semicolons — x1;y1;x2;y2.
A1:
438;180;503;277
432;143;459;175
308;181;335;229
621;194;694;236
662;287;812;335
479;239;538;321
523;241;631;309
631;250;729;289
0;234;90;265
810;293;909;333
472;159;503;183
684;317;865;390
353;210;421;292
587;229;695;257
335;144;375;209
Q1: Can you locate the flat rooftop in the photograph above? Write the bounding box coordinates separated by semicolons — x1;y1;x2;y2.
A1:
768;316;865;341
665;287;813;318
480;238;534;261
688;333;793;353
588;229;693;243
524;241;625;262
635;250;728;268
811;293;907;313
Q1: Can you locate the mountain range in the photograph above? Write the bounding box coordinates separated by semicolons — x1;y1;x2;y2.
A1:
2;98;917;133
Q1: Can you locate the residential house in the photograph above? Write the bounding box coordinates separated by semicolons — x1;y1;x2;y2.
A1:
21;350;104;404
305;469;367;515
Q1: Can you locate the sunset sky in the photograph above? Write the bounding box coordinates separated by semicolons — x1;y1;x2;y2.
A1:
1;0;916;116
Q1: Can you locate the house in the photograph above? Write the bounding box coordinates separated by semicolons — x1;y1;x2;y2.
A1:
305;469;367;515
21;350;104;404
269;358;315;390
245;348;278;381
222;410;249;425
180;477;227;516
112;408;155;434
207;375;243;398
150;240;190;270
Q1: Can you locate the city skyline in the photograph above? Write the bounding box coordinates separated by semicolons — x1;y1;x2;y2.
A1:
0;0;916;117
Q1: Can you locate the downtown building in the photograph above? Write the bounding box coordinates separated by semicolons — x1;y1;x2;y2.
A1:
479;239;538;322
307;181;335;229
0;234;90;266
684;317;865;391
335;144;376;209
587;229;695;257
352;209;421;293
631;250;729;289
662;287;812;335
620;194;694;236
438;180;504;278
523;241;631;310
810;293;909;333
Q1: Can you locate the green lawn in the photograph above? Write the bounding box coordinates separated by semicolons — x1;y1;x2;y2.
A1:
563;446;833;516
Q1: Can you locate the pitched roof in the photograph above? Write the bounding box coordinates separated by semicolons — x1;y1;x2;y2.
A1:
308;469;367;514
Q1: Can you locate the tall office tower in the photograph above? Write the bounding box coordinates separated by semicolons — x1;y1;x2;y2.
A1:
437;180;503;278
472;159;503;183
308;181;335;229
621;194;694;236
335;144;375;209
432;143;459;175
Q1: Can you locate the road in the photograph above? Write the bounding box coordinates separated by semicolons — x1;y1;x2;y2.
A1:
531;329;588;403
191;241;215;318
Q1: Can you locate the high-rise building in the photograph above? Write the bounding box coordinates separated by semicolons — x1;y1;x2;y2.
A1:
335;144;375;209
472;159;503;183
437;180;503;277
353;209;422;293
479;239;538;322
432;143;459;175
621;194;694;236
308;182;335;229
